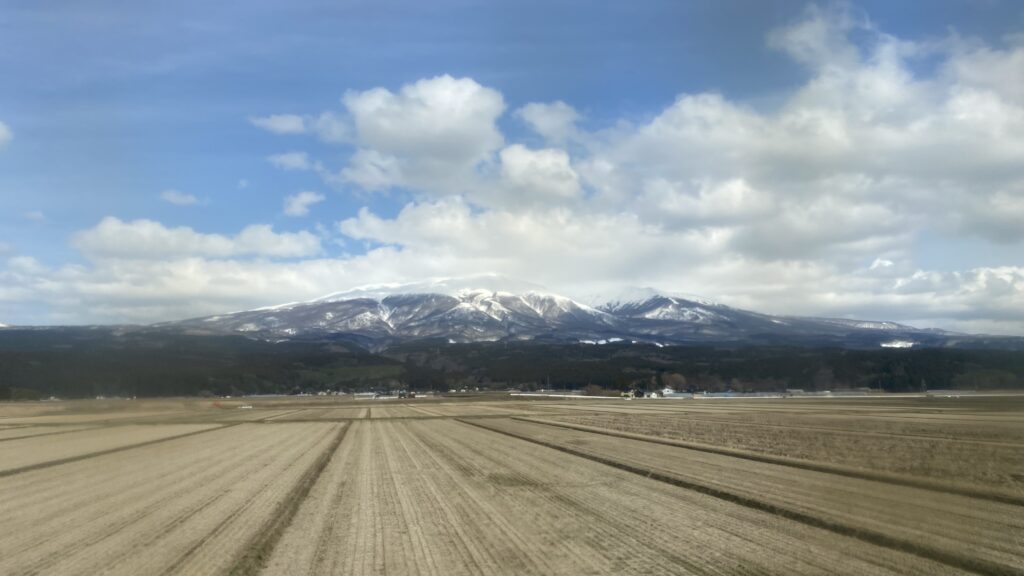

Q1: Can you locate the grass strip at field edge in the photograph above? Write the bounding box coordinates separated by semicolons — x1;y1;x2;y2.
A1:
459;418;1020;576
227;421;351;576
514;416;1024;508
0;424;238;478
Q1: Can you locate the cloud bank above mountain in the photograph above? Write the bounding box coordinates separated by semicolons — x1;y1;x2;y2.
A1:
1;5;1023;333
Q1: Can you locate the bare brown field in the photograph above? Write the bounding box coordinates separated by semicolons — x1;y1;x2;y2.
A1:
0;422;340;575
0;393;1020;575
539;397;1024;488
0;423;221;474
264;419;964;576
0;409;197;425
0;424;98;441
467;418;1024;574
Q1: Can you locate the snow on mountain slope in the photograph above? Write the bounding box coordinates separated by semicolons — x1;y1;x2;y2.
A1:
315;274;546;303
587;286;724;312
802;318;913;331
165;276;956;347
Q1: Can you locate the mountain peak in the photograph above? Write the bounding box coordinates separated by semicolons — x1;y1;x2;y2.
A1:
162;278;1007;350
315;274;547;303
584;286;724;311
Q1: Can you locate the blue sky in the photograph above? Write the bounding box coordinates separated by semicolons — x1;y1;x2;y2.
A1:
2;1;1024;332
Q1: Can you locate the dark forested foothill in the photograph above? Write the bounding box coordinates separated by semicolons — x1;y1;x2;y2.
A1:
0;328;402;399
1;328;1023;399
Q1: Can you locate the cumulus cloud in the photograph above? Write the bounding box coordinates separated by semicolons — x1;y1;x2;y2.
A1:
340;149;403;191
335;75;506;194
946;38;1024;104
0;121;11;147
72;217;322;260
516;101;581;144
767;4;866;71
249;114;306;134
497;145;581;202
307;112;350;143
249;112;350;142
283;191;325;217
6;6;1024;332
159;189;200;206
267;151;312;171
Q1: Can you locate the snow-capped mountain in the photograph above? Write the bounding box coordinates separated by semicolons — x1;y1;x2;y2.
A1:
164;276;966;349
171;276;619;344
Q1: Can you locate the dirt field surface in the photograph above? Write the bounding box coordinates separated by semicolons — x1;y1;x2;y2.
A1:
0;422;340;575
0;424;98;441
539;397;1024;488
0;392;1021;575
0;424;221;474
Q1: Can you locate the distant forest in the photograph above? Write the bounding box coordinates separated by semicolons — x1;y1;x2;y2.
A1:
1;328;1023;399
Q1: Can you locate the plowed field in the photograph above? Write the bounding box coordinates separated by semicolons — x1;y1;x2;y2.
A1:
0;393;1020;575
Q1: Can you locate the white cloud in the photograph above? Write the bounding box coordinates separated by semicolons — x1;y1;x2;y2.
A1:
249;112;350;142
338;197;731;286
249;114;306;134
10;8;1021;331
251;77;504;195
284;191;325;217
339;149;403;191
267;151;312;171
638;178;775;225
498;144;581;202
23;211;46;222
516;101;581;144
958;184;1024;243
332;75;506;194
767;4;866;71
946;40;1024;104
237;179;249;189
0;121;11;147
72;217;322;260
159;189;200;206
308;112;350;143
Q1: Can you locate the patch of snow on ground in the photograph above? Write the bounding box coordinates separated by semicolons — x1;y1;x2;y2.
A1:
881;340;915;348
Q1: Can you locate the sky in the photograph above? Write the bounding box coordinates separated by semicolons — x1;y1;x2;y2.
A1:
1;1;1023;333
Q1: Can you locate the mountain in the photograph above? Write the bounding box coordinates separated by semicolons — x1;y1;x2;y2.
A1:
160;275;1020;350
169;276;619;346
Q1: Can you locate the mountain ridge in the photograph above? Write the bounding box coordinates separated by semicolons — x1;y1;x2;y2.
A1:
159;276;1013;350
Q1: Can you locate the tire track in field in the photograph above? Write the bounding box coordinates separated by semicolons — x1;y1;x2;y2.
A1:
263;418;971;575
404;404;445;416
419;419;962;576
225;422;349;576
461;418;1021;576
515;416;1024;507
129;423;340;576
401;423;570;575
259;409;313;421
0;423;235;478
390;424;532;575
0;425;101;443
0;424;319;575
411;422;718;576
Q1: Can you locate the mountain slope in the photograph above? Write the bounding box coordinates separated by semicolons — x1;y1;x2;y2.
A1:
161;277;1003;349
